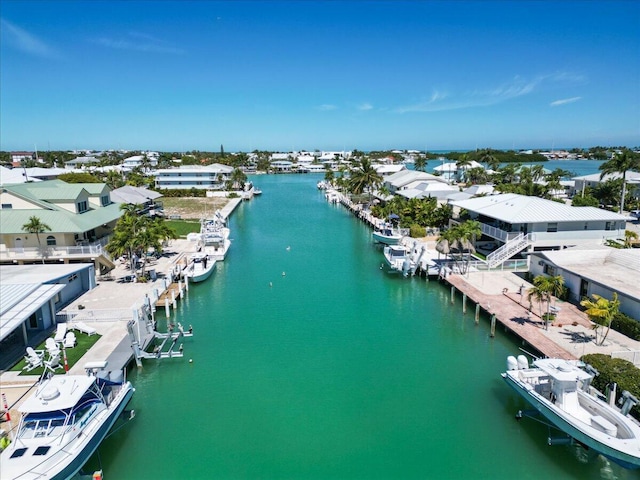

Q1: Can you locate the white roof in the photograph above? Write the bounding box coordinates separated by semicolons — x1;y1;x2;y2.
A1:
156;164;233;174
533;246;640;300
450;193;629;223
19;375;95;413
0;283;65;342
573;170;640;182
0;264;93;342
385;170;447;188
433;161;484;172
0;166;33;185
375;164;406;175
463;184;495;196
110;185;163;204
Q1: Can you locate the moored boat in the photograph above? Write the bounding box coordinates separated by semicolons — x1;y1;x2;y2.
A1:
185;252;216;283
501;356;640;469
382;243;425;277
372;223;404;245
0;362;135;480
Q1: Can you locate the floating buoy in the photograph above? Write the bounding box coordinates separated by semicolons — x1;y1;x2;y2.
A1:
286;246;291;251
189;358;193;363
269;282;273;287
282;272;286;276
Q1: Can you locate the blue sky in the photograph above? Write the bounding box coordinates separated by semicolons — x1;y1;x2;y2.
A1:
1;1;639;152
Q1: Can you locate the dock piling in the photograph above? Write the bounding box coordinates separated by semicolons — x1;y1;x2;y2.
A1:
490;314;496;337
165;298;170;318
451;286;455;304
475;303;480;324
462;294;467;313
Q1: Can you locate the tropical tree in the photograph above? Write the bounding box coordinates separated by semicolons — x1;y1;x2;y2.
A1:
624;230;639;248
455;154;472;183
581;292;621;346
230;167;247;190
22;215;52;263
479;149;500;171
323;164;335;184
527;275;565;329
599;149;640;213
435;220;481;274
414;156;427;172
347;158;382;205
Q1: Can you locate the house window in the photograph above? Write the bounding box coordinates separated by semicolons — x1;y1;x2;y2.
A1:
46;235;56;246
547;222;558;233
101;195;110;206
605;222;614;231
77;200;88;213
29;312;38;329
1;203;12;209
543;264;556;276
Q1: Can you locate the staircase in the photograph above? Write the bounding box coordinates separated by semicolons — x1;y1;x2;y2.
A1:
486;233;532;268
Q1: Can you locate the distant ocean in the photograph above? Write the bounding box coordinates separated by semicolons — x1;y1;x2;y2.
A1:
423;158;605;178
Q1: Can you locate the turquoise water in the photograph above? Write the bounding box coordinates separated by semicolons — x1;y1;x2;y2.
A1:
91;173;635;479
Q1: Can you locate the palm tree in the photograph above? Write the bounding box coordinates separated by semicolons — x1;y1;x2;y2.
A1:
348;158;382;205
599;149;640;213
435;220;481;274
530;275;565;329
479;149;500;171
581;292;620;346
624;230;639;248
455;154;472;183
22;215;52;264
414;156;427;172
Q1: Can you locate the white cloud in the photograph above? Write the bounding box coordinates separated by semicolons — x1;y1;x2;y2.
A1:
93;33;185;54
395;73;585;113
317;104;338;111
550;96;582;107
357;103;373;111
1;18;61;59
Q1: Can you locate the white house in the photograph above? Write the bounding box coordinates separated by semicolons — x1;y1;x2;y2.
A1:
154;164;234;190
529;246;640;320
433;160;485;182
122;154;159;171
449;193;630;267
397;181;459;201
65;156;100;170
383;170;449;194
572;170;640;198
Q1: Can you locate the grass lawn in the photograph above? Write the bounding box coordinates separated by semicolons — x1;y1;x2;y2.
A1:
11;332;102;376
165;219;201;237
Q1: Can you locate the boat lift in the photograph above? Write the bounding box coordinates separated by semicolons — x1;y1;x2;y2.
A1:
129;322;193;367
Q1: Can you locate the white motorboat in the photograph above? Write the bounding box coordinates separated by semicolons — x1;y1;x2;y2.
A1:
0;362;135;480
372;223;403;245
200;211;231;260
382;243;425;277
502;356;640;469
185;253;216;283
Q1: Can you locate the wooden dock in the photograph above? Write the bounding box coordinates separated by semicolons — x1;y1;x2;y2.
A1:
443;274;578;360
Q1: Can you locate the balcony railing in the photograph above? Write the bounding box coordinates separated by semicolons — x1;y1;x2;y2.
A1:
0;238;111;262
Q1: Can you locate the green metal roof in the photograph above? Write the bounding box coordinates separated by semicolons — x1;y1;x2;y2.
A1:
0;203;122;234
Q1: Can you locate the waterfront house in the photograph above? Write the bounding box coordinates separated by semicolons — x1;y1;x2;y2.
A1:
449;193;630;267
572;170;640;199
0;180;121;272
529;246;640;320
10;152;34;164
0;263;95;368
110;185;163;217
121;153;159;171
433;160;485;183
154;164;234;190
383;170;450;194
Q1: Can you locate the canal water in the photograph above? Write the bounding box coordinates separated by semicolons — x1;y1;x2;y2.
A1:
92;172;634;479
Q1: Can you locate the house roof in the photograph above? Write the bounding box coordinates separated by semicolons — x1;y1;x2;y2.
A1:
449;193;629;223
533;247;640;301
0;264;93;342
155;164;233;174
573;170;640;182
111;185;163;204
385;170;447;188
0;203;122;234
0;166;37;185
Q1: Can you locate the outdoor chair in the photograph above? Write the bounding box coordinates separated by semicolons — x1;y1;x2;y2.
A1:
53;323;67;342
63;331;77;348
23;347;44;372
45;338;61;357
71;321;97;336
45;352;63;371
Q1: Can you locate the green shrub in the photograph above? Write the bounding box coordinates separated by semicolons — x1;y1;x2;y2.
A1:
581;354;640;420
612;312;640;341
409;224;425;238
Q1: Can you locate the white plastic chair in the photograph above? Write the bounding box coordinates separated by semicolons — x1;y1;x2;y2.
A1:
54;323;67;342
72;322;97;336
45;338;61;357
63;331;77;348
23;347;44;371
45;352;63;371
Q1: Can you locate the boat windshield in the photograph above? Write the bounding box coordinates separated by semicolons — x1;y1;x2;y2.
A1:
19;411;68;439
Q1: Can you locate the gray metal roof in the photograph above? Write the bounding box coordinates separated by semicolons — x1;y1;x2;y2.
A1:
0;283;65;341
534;247;640;300
110;185;163;204
450;193;629;223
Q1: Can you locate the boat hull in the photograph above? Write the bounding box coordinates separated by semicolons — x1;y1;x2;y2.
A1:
372;231;402;245
188;263;216;283
1;383;135;480
502;372;640;469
